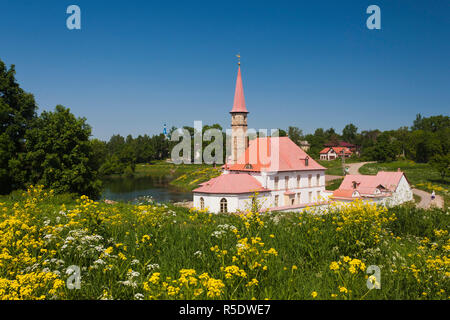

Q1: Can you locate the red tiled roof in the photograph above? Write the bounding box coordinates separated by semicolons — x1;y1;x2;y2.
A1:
338;141;356;147
193;173;268;194
227;137;326;172
375;171;405;191
334;147;352;155
320;147;352;155
333;171;405;199
324;141;357;148
332;189;360;199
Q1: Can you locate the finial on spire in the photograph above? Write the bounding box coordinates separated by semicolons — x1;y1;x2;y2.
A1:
236;53;241;66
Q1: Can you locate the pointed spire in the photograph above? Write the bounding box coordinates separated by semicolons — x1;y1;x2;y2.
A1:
230;65;248;113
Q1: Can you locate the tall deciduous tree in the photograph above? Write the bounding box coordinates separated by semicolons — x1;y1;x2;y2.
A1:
24;105;102;198
0;60;37;193
288;126;304;146
429;153;450;179
342;123;358;144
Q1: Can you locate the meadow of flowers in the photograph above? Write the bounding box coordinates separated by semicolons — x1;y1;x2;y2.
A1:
0;186;448;300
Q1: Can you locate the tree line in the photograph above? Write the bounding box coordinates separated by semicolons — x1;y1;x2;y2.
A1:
1;58;448;198
91;133;170;177
286;117;449;178
0;59;171;198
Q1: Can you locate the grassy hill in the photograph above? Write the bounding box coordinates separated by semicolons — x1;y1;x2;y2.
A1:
133;161;221;191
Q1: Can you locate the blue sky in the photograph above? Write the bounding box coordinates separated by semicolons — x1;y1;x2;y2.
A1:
1;0;449;140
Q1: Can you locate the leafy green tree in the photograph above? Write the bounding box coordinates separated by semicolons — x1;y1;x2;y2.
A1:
304;128;327;158
24;105;102;198
0;60;37;193
362;132;398;162
429;153;450;179
90;138;108;170
99;155;125;176
108;134;126;155
411;130;442;163
412;114;450;132
364;143;397;162
325;128;339;145
277;129;287;137
288;126;304;146
359;130;380;149
342;123;358;144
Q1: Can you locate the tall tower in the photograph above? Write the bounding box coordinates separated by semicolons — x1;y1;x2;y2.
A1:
230;59;248;164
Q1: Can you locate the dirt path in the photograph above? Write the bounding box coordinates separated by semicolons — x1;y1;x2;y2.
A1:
346;161;376;175
324;162;374;181
412;188;444;209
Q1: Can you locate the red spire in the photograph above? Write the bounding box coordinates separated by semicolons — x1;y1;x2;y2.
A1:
230;66;248;113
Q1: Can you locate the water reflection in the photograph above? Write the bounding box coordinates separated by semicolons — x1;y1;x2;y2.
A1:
101;176;192;203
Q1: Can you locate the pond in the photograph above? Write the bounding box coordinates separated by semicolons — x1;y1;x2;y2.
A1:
100;176;192;203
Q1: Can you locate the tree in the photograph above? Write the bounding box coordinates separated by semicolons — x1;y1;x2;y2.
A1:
411;114;424;131
325;128;339;145
24;105;102;198
429;153;450;179
364;143;397;162
288;126;304;146
412;114;450;132
276;129;287;137
108;134;126;155
342;123;358;144
411;130;442;163
0;60;37;193
90;138;108;170
304;128;327;158
362;132;398;162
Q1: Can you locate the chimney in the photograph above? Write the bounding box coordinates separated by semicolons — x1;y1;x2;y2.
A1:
305;156;309;166
397;168;401;172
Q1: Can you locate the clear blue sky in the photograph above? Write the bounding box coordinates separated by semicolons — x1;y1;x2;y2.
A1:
1;0;449;140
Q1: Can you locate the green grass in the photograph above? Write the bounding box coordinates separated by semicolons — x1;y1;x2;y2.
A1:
325;178;343;191
1;188;448;300
359;160;450;207
318;159;360;176
132;160;221;191
413;194;421;204
134;160;210;177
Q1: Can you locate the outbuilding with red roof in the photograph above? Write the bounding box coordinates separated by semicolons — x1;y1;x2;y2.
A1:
319;146;352;161
331;170;413;206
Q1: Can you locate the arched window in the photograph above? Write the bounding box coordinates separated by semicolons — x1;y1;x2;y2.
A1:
220;198;228;213
200;197;205;210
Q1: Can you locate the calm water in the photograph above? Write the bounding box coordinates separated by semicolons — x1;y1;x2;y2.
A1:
101;176;192;203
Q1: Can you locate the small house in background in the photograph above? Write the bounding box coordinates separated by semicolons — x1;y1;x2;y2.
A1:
319;146;352;160
324;141;360;155
331;171;413;206
299;140;310;152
